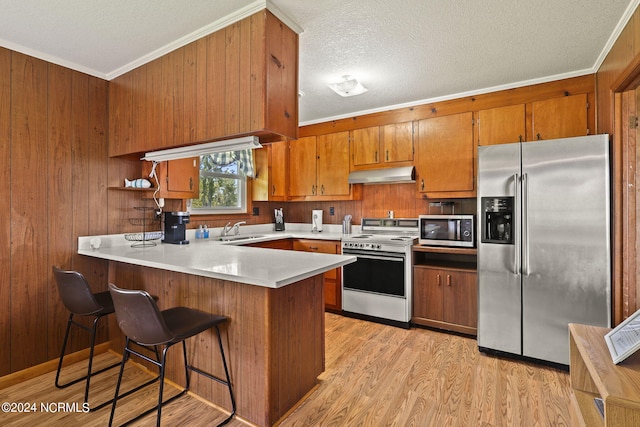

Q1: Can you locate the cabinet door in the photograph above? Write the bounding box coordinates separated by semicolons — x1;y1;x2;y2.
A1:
316;131;350;196
289;136;317;197
166;157;199;196
270;140;288;199
477;104;525;146
413;267;444;321
416;112;474;194
529;94;588;141
442;270;477;328
351;126;380;167
293;239;342;310
380;121;414;163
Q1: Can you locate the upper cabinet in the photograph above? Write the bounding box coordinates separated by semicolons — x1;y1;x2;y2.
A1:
415;112;475;197
477;94;589;146
477;104;526;146
289;132;358;200
529;94;588;141
252;141;288;201
141;157;200;199
350;122;414;170
109;9;299;157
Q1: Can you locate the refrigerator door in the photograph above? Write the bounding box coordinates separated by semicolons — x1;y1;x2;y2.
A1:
477;143;522;355
521;135;611;365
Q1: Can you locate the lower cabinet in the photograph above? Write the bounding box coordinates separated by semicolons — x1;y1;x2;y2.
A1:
292;239;342;311
412;265;477;335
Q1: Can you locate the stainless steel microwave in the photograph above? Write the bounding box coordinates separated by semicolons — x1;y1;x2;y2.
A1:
418;214;475;247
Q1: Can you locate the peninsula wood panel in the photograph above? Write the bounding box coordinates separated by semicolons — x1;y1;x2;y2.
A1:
0;47;11;376
2;49;110;375
108;262;324;427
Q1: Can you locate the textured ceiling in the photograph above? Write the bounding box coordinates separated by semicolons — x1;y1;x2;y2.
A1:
0;0;636;125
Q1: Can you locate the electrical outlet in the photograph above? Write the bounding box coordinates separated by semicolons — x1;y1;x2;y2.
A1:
252;207;260;216
329;206;335;216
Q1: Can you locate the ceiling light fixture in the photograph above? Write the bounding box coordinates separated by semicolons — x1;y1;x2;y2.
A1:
141;136;262;162
328;75;368;97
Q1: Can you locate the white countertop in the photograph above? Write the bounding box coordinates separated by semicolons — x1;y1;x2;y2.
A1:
78;223;357;289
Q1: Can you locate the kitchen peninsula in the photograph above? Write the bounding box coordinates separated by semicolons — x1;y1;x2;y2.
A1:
78;231;355;427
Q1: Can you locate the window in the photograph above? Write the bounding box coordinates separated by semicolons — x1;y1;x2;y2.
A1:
189;151;254;215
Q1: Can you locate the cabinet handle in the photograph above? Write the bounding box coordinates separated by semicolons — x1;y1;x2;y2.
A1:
189;177;193;190
446;274;451;286
312;185;316;195
375;151;378;162
321;184;325;195
421;179;425;191
272;185;276;195
386;150;389;161
436;274;441;285
309;246;318;250
536;133;542;140
519;135;523;143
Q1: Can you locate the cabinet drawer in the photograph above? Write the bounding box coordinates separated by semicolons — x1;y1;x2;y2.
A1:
292;239;339;254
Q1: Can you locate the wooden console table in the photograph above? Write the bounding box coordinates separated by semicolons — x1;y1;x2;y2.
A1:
569;323;640;426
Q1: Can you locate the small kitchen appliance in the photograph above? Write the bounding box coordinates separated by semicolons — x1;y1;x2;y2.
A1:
342;218;419;328
274;208;285;231
312;210;323;232
163;211;190;245
418;214;475;247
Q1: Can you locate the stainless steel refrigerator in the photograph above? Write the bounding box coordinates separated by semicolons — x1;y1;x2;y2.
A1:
477;134;611;365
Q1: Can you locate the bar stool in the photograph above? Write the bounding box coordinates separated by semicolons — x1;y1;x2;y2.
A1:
108;283;235;427
52;266;121;410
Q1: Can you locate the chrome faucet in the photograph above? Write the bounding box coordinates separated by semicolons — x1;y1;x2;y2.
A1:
232;221;246;235
220;222;232;237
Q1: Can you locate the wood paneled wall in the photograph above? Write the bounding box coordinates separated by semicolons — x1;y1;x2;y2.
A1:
1;48;110;375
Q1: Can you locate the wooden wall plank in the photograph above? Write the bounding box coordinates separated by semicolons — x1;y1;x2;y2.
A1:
10;52;49;371
0;47;11;376
46;64;75;361
225;21;241;135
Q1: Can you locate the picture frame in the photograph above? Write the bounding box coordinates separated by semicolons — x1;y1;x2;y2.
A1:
605;307;640;364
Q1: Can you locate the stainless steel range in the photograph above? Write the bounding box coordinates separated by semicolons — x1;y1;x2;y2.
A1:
341;218;418;328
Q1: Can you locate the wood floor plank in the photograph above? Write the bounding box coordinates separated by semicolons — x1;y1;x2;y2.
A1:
0;313;572;426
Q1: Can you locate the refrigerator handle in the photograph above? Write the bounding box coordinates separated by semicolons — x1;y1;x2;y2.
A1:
513;173;521;275
522;173;529;276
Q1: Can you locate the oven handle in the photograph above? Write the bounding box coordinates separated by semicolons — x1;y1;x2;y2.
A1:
342;251;405;262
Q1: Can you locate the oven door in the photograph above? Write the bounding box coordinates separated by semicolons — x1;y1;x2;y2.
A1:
342;249;405;297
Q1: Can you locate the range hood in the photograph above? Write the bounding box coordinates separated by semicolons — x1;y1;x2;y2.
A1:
348;166;415;185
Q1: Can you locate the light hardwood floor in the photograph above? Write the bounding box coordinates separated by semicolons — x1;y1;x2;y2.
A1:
0;313;572;426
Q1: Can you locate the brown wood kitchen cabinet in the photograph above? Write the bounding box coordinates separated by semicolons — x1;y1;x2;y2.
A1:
415;112;475;198
141;157;200;199
477;94;589;146
350;122;414;170
529;93;588;141
109;9;299;157
252;141;288;201
477;104;526;146
289;132;358;201
413;264;477;335
293;239;342;310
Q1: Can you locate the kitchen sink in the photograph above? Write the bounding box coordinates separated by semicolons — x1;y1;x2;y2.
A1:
217;234;265;242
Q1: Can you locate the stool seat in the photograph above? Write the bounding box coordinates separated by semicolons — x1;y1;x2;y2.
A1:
108;283;235;427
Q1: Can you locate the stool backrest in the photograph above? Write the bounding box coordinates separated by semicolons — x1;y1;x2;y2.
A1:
108;283;175;346
52;266;104;315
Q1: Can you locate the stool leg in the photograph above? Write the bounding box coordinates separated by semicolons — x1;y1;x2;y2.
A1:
215;325;235;426
156;345;171;427
55;313;74;389
109;338;130;427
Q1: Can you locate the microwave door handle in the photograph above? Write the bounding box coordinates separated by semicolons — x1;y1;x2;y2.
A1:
513;173;521;275
456;220;461;240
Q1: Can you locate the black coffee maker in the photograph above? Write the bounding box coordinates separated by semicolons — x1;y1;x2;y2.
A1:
163;211;190;244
